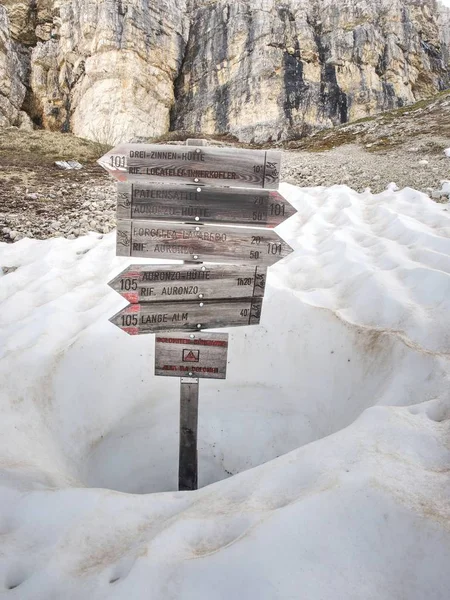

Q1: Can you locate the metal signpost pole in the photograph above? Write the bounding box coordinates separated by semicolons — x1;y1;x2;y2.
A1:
179;138;204;491
179;376;199;491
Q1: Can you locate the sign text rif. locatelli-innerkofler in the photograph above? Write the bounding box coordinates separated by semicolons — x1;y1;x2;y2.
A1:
98;144;281;189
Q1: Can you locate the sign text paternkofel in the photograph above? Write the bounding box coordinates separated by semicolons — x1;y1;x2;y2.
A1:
117;182;296;227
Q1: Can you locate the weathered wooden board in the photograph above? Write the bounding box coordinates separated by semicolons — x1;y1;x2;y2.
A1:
98;144;281;189
110;298;263;335
155;332;228;379
116;182;296;227
108;264;267;304
116;220;293;266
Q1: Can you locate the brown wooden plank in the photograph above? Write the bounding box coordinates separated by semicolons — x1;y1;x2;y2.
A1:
108;264;267;304
179;379;199;491
98;144;281;189
116;220;293;266
110;298;263;335
116;182;296;227
155;332;228;380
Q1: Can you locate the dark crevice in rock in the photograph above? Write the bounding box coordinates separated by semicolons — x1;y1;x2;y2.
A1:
213;9;230;133
172;5;231;135
375;45;388;78
244;10;255;105
308;15;349;125
283;41;307;126
277;6;296;23
214;83;230;132
169;16;193;132
64;59;85;131
117;0;128;48
422;40;449;90
382;81;397;110
13;41;33;126
277;7;308;129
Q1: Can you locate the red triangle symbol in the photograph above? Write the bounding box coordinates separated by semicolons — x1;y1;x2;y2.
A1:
184;350;199;362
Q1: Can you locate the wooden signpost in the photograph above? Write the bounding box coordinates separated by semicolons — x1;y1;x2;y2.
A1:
100;139;296;492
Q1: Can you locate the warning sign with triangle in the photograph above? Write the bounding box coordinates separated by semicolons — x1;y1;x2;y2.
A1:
183;349;200;363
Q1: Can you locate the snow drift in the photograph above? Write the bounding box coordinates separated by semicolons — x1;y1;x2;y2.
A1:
0;183;449;599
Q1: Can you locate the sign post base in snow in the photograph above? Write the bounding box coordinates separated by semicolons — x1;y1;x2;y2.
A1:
102;137;296;492
154;329;229;489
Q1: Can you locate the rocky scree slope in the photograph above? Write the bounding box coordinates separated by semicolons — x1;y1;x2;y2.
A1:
1;89;449;246
0;0;449;143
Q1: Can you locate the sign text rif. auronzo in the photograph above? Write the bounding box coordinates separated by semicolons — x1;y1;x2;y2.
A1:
116;220;293;267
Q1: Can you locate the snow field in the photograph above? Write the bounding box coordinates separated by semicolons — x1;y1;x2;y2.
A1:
0;183;449;598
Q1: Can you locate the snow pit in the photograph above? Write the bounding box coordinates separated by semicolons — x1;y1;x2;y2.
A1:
81;295;444;493
0;184;449;599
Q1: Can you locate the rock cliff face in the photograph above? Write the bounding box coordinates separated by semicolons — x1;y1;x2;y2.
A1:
173;0;450;142
1;0;189;143
0;0;449;143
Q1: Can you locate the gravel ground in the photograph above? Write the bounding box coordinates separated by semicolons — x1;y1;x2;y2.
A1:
1;177;116;242
1;144;449;244
282;143;450;195
1;108;449;245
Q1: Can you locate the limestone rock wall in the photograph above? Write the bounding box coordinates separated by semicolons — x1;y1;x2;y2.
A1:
0;0;449;142
54;0;189;143
2;0;189;142
173;0;450;142
0;5;28;128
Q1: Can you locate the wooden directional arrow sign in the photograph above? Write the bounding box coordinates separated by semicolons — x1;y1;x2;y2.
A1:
117;182;296;227
108;264;266;304
98;144;281;189
117;220;293;266
110;298;263;335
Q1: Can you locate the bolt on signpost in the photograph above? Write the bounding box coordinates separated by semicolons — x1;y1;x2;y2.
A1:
99;139;296;491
